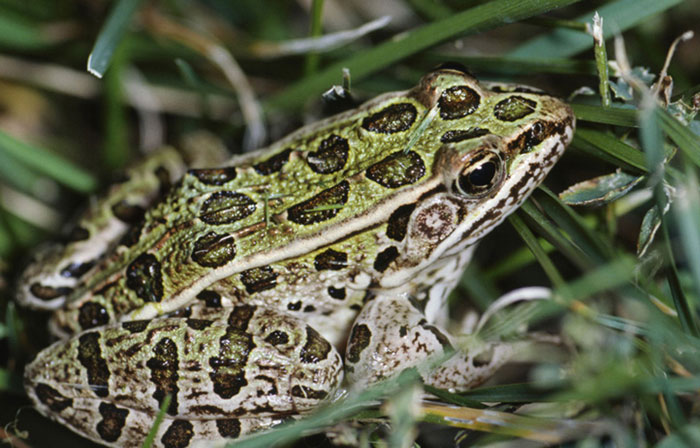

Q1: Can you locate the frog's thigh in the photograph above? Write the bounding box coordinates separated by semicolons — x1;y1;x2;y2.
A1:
345;295;511;390
25;305;342;446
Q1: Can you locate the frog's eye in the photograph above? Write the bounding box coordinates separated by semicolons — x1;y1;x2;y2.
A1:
455;151;504;197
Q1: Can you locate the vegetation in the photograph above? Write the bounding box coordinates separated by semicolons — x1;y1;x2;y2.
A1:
0;0;698;446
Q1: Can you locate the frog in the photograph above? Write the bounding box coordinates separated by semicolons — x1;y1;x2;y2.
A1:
19;67;575;447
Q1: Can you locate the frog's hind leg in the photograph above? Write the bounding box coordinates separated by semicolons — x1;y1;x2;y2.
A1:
25;305;343;446
345;294;512;390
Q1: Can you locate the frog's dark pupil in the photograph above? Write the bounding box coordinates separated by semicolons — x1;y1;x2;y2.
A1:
468;162;496;187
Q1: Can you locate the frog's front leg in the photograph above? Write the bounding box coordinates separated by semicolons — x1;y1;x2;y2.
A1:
345;293;512;390
24;305;343;447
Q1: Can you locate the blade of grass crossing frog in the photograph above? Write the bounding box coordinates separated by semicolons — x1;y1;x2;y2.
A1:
141;394;171;448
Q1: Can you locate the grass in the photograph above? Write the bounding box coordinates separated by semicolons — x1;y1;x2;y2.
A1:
1;0;699;447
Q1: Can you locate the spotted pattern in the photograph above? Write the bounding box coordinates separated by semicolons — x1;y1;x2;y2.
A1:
438;85;480;120
161;420;194;448
126;253;164;303
386;203;416;241
34;383;72;412
264;330;289;346
189;167;237;185
111;201;145;224
78;302;109;330
361;103;417;134
97;402;128;442
366;151;425;188
119;220;144;247
327;286;346;300
216;419;242;438
441;127;490;143
191;232;237;267
240;266;278;294
196;290;222;308
186;318;213;330
291;385;328;399
346;324;372;363
122;319;150;333
494;96;537;121
299;326;331;363
307;134;349;174
59;260;96;279
287;181;349;225
199;191;257;225
209;322;254;399
373;246;399;272
314;249;348;271
507;118;571;154
254;148;292;175
146;337;180;416
77;332;110;397
29;283;72;301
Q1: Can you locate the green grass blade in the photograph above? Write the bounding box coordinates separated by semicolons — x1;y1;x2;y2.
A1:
509;0;684;58
0;130;97;192
87;0;144;78
265;0;580;110
508;211;565;287
655;107;700;168
573;128;647;173
572;104;638;127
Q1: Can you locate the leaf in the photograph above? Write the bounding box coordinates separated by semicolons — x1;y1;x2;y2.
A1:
559;170;643;206
87;0;144;78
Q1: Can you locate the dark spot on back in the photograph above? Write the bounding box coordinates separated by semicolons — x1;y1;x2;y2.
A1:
97;402;128;442
327;286;346;300
78;302;110;331
386;203;416;241
29;283;72;301
441;128;490;143
200;191;256;225
186;319;213;330
189;167;237;185
346;324;372;363
60;260;96;279
494;95;537;121
126;253;163;303
438;85;480;119
228;305;256;331
254;148;292;175
216;419;241;438
146;337;180;415
209;325;254;399
287;181;350;225
314;249;348;271
240;266;278;294
300;326;331;363
191;232;237;267
122;320;150;333
373;246;399;273
291;385;328;400
307;134;349;174
264;330;289;346
366;151;425;188
362;103;417;134
161;420;194;448
77;332;110;397
34;383;72;412
196;290;222;308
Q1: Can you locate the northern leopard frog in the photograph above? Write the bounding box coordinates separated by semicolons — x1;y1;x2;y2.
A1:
19;68;575;447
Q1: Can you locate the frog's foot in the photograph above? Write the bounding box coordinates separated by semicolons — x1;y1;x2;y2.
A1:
344;294;512;390
24;305;342;447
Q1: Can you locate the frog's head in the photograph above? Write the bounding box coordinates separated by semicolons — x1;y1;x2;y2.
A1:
378;68;575;288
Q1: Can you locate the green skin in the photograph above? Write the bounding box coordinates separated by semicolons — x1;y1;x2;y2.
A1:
21;68;575;447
